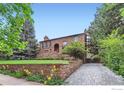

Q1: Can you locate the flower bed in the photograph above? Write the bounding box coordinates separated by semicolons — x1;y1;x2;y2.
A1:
0;59;83;85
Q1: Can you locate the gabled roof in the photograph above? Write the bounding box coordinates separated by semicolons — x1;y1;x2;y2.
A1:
39;32;86;43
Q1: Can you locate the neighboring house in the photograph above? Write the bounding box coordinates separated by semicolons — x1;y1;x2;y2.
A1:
37;33;89;58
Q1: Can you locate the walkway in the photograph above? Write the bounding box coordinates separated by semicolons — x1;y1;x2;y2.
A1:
65;63;124;85
0;74;41;85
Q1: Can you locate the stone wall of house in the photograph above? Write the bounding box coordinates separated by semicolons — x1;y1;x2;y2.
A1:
37;33;86;58
0;59;83;79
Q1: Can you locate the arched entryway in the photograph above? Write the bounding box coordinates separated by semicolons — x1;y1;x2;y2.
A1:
54;43;59;52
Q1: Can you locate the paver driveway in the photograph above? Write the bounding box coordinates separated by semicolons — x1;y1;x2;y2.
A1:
65;63;124;85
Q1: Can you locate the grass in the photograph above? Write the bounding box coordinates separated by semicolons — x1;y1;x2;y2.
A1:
0;60;69;64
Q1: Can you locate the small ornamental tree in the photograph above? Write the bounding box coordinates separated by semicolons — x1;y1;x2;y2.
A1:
63;42;86;59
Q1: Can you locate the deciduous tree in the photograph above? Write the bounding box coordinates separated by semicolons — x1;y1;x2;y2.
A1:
0;4;33;55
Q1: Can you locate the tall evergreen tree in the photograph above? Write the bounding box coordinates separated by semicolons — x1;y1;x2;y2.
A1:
22;20;37;58
13;20;37;59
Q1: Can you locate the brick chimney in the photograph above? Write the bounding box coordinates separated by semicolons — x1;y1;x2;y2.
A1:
44;35;49;41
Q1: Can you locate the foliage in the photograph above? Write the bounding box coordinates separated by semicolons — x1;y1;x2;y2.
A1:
98;30;124;71
118;65;124;77
44;76;64;85
23;68;32;76
63;42;86;59
85;3;124;77
26;74;64;85
0;64;64;85
86;4;124;54
0;69;24;78
0;69;11;75
10;71;25;78
26;74;46;83
43;65;64;85
13;20;37;59
0;4;33;55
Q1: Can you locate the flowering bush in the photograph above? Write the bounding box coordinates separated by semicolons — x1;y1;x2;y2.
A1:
43;65;64;85
44;75;64;85
23;69;32;76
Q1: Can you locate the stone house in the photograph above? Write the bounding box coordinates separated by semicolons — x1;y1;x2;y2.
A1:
37;33;89;58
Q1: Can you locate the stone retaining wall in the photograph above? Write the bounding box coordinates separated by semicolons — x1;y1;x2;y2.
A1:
0;59;83;79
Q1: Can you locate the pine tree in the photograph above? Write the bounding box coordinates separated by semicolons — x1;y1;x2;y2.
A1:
13;20;37;59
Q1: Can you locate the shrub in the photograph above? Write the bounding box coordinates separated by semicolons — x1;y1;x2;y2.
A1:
10;71;25;78
118;65;124;77
0;67;25;78
44;76;64;85
43;65;64;85
0;69;11;75
0;67;64;85
26;74;46;83
26;73;64;85
63;42;86;59
99;30;124;71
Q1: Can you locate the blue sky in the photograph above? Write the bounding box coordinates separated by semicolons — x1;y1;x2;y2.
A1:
31;3;102;41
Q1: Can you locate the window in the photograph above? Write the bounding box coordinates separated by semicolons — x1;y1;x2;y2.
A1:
42;41;51;48
42;42;47;48
86;35;91;45
74;36;78;41
63;41;68;46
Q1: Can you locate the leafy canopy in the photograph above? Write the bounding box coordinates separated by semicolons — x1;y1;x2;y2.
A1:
86;3;124;76
87;4;124;54
0;4;33;55
99;30;124;70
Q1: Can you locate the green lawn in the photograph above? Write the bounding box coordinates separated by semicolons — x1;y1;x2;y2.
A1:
0;60;69;64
